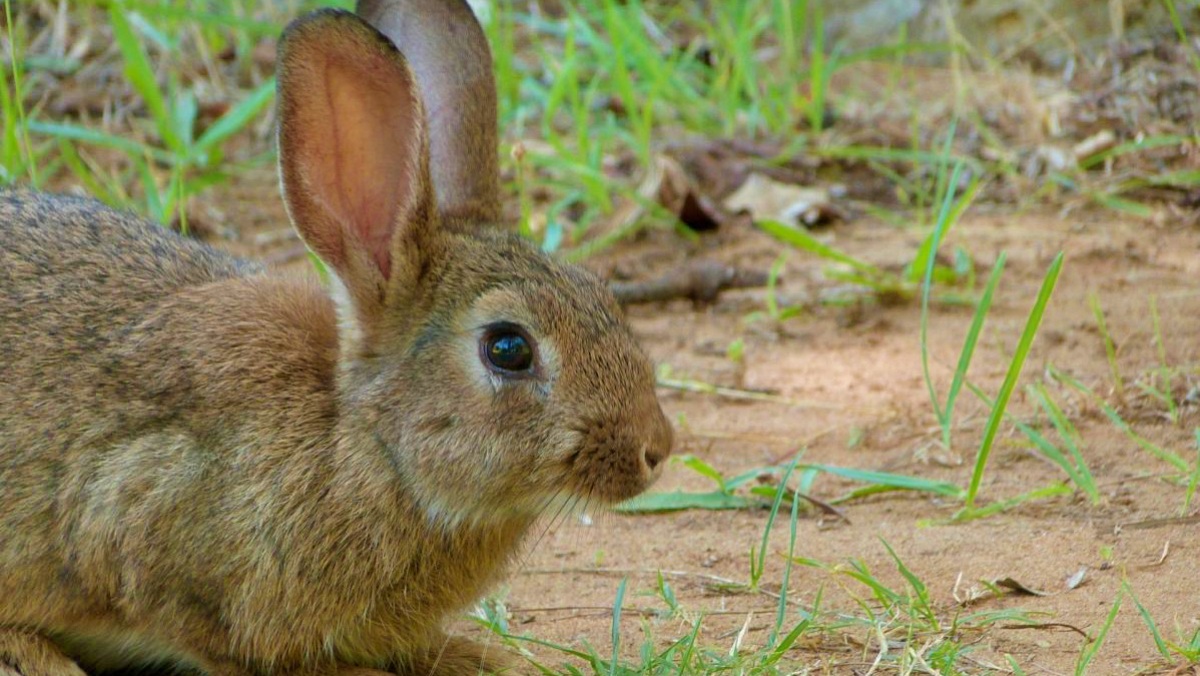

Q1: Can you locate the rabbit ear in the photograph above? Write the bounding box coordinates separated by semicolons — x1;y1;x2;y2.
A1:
276;9;435;322
356;0;501;225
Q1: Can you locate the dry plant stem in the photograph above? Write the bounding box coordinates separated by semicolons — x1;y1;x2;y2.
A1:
610;259;770;305
999;622;1091;640
521;567;784;600
1117;514;1200;530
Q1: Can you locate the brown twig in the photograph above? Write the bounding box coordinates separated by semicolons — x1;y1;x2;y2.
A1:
610;259;771;305
1000;622;1092;641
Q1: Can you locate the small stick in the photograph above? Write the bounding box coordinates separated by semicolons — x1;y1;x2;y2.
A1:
610;259;770;305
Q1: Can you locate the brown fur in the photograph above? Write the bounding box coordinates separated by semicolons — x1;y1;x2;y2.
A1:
0;4;671;675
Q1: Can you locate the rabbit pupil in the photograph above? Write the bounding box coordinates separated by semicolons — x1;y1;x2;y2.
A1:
484;330;534;373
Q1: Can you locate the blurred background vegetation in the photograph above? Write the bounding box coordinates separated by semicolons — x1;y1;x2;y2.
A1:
2;0;1196;253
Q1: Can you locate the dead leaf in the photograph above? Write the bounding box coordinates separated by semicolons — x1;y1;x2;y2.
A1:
591;153;732;241
1065;567;1087;589
648;154;726;232
723;173;843;228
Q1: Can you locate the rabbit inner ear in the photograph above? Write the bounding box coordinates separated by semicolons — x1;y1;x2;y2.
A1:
277;11;433;288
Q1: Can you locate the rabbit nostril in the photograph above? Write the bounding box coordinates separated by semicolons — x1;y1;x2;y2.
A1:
642;443;666;471
641;409;674;473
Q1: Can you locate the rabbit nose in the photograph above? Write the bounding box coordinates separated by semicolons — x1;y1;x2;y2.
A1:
640;408;673;473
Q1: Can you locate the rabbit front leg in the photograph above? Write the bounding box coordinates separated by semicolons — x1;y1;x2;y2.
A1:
199;659;395;676
0;630;86;676
223;644;515;676
399;635;518;675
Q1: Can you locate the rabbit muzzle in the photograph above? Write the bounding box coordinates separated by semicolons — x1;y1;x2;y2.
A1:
567;395;673;504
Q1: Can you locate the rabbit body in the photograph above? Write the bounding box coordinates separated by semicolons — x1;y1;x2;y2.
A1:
0;3;672;675
0;192;531;674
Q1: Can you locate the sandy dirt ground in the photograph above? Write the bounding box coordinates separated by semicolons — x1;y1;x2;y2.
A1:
208;167;1200;674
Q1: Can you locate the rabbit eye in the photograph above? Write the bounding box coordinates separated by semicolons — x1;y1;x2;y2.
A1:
481;324;535;374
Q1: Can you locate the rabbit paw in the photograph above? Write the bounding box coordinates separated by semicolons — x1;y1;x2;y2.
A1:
0;631;86;676
402;635;518;675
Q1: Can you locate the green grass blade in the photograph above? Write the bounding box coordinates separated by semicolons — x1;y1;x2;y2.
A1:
765;589;819;666
1035;388;1094;491
805;2;828;132
28;122;172;165
675;615;704;671
1185;430;1200;514
917;161;962;432
914;119;960;280
171;89;198;150
676;454;727;490
751;457;799;590
1075;590;1122;675
814;144;985;172
840;559;901;607
1012;406;1081;485
1052;367;1189;472
1030;384;1099;503
1006;654;1029;675
109;5;183;154
504;634;595;662
134;156;165;222
55;139;117;204
1090;192;1155;218
609;577;627;676
950;483;1074;522
940;253;1007;448
880;539;937;627
1163;0;1200;72
127;10;175;52
1125;580;1170;659
614;490;756;513
807;463;963;498
964;252;1065;508
769;476;803;648
1079;134;1195;169
758;219;883;276
1088;293;1123;397
3;0;37;185
1121;169;1200;190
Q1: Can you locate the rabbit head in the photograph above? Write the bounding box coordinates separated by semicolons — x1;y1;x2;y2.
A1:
276;5;672;528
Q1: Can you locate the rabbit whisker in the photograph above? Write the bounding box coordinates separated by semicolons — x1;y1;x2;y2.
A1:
532;491;572;551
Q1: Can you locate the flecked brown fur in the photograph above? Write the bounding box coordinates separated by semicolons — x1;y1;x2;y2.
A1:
0;3;671;675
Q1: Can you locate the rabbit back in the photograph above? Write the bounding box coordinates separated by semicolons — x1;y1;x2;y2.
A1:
0;190;349;670
0;190;257;449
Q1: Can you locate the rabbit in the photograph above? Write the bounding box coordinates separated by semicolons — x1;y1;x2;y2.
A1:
0;0;673;674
